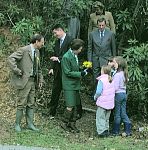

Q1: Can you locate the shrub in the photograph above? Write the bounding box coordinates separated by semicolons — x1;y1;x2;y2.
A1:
123;41;148;119
11;16;44;44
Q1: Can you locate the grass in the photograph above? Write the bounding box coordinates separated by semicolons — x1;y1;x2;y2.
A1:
1;116;148;150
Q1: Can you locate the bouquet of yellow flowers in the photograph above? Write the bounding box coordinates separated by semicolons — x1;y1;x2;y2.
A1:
82;61;92;69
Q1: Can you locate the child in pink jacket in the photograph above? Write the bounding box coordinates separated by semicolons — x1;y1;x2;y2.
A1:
94;65;115;137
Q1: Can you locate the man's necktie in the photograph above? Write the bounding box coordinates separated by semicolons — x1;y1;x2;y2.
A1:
60;39;63;48
100;31;103;42
101;31;103;38
33;50;36;77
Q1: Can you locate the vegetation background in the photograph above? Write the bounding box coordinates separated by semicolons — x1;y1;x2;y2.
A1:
0;0;148;149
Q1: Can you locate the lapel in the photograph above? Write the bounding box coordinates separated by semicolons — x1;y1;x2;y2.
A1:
103;29;108;39
59;34;68;55
68;50;79;69
94;30;101;45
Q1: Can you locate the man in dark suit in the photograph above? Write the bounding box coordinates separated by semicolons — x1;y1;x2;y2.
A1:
88;17;116;93
48;24;73;118
8;34;44;132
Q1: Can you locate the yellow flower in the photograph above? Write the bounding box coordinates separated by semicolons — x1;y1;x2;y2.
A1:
82;61;92;68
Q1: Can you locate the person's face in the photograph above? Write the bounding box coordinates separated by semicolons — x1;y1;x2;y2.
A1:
113;59;118;70
74;46;83;55
53;28;63;39
98;21;106;31
95;6;103;15
108;61;114;68
36;38;44;49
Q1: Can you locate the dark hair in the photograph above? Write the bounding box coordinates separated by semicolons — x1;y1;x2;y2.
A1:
51;24;64;31
101;65;112;83
97;17;106;24
108;56;114;62
70;39;85;51
114;56;128;84
30;34;43;44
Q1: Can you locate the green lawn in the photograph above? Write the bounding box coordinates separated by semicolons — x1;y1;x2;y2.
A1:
1;117;148;150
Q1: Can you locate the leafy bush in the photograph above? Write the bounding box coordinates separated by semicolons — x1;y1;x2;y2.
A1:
11;16;44;44
0;13;5;26
115;8;133;31
123;41;148;119
0;35;10;55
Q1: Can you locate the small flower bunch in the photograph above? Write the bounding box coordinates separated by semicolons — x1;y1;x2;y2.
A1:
82;61;92;69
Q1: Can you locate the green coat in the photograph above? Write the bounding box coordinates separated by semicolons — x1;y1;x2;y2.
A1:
61;50;81;91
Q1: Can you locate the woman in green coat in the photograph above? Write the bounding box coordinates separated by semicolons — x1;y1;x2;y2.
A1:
61;39;87;133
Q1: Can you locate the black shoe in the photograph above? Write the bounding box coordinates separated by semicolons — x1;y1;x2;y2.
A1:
110;132;120;137
61;123;71;132
76;113;82;120
98;130;109;138
68;122;80;133
98;134;106;138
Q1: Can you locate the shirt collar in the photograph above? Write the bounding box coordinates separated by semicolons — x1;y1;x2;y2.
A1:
60;33;66;41
99;29;105;33
70;48;74;55
30;44;35;51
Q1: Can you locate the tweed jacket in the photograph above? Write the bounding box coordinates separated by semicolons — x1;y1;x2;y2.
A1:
61;50;81;90
88;11;116;34
8;45;43;89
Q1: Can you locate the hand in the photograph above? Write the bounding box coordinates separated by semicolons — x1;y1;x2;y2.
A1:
86;68;92;73
84;69;88;75
50;56;60;63
15;68;22;76
48;69;53;75
81;69;88;77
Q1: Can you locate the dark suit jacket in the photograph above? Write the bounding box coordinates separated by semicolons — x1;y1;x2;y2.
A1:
61;50;81;90
51;34;73;78
8;45;43;89
88;29;116;67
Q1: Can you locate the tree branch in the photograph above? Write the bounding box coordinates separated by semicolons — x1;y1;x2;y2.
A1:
7;13;15;26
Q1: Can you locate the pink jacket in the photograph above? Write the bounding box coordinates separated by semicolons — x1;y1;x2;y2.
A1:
96;74;115;109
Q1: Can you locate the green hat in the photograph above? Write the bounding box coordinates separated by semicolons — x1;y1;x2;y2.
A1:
93;1;104;8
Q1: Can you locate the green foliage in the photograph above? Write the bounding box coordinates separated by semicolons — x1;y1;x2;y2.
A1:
115;9;132;31
11;16;44;44
123;41;148;118
0;13;5;26
0;35;10;55
1;119;148;150
7;4;23;25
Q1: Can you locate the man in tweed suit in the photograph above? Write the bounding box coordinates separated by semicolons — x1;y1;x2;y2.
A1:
88;17;116;93
8;34;44;132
